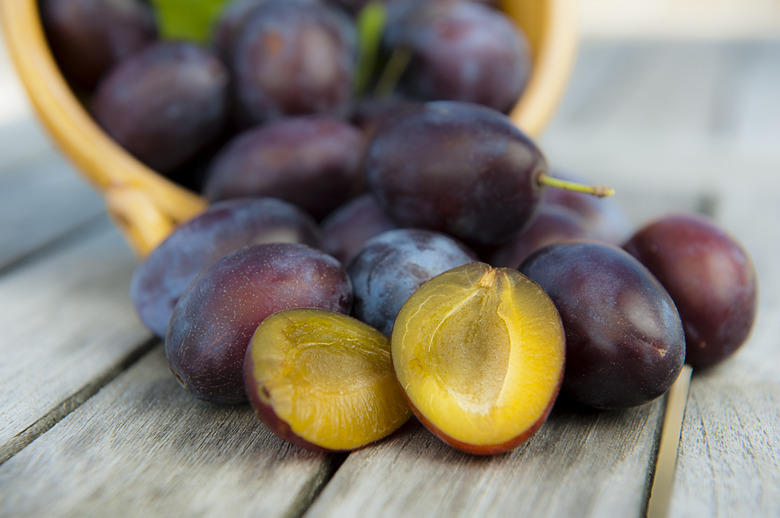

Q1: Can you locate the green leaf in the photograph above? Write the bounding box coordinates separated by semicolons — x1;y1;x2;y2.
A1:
354;1;387;96
150;0;233;44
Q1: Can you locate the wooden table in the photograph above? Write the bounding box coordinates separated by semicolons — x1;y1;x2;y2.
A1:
1;38;778;517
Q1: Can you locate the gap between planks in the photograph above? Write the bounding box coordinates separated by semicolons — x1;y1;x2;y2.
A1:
0;337;159;466
646;365;693;518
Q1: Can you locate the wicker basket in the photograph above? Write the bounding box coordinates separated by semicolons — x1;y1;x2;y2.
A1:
0;0;579;257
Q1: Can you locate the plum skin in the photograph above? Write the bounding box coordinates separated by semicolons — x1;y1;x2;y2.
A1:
90;41;230;173
165;243;352;404
203;115;365;219
347;228;477;336
623;213;758;368
231;1;357;125
366;101;548;246
40;0;157;89
385;0;531;112
129;197;323;338
483;204;590;268
520;240;686;409
320;193;398;264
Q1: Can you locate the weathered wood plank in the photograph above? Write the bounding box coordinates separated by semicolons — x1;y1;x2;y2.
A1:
668;309;780;518
668;185;780;517
0;348;339;518
545;40;626;127
305;402;665;518
540;41;780;196
0;218;149;457
553;41;725;135
597;42;725;135
0;151;105;269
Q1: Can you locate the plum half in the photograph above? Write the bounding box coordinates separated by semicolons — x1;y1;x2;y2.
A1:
391;262;565;455
244;308;412;451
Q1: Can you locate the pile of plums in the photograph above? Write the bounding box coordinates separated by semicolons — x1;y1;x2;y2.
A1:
41;0;527;190
44;0;758;456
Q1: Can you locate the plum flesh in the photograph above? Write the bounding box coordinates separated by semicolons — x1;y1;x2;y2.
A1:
392;262;565;454
244;308;412;451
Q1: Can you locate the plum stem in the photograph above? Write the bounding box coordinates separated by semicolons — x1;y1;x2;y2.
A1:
354;1;387;95
538;174;615;198
374;45;413;97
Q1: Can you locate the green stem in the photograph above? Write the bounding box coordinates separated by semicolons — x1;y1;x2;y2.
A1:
373;44;413;98
538;174;615;198
354;1;387;96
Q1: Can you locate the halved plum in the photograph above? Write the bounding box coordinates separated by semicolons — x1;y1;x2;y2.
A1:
244;308;412;451
391;262;565;455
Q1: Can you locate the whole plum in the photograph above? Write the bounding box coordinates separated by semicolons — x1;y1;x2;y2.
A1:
130;197;323;338
232;0;357;125
520;240;686;409
203;115;365;219
91;41;230;174
623;213;758;368
320;193;398;264
166;243;352;404
544;170;631;245
348;228;476;335
366;101;548;246
41;0;157;89
383;0;531;112
484;204;590;267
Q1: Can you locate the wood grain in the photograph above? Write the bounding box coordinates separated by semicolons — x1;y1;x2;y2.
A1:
0;219;148;456
0;151;105;269
667;186;780;517
0;348;339;518
668;310;780;517
305;401;665;518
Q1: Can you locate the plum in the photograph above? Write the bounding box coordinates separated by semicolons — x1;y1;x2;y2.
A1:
365;101;547;246
90;41;229;174
383;0;531;112
130;197;323;338
623;212;758;368
392;262;565;455
484;204;590;267
231;0;357;125
347;228;476;335
41;0;157;89
165;243;352;404
203;115;365;219
244;308;412;451
520;240;686;409
320;193;398;264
